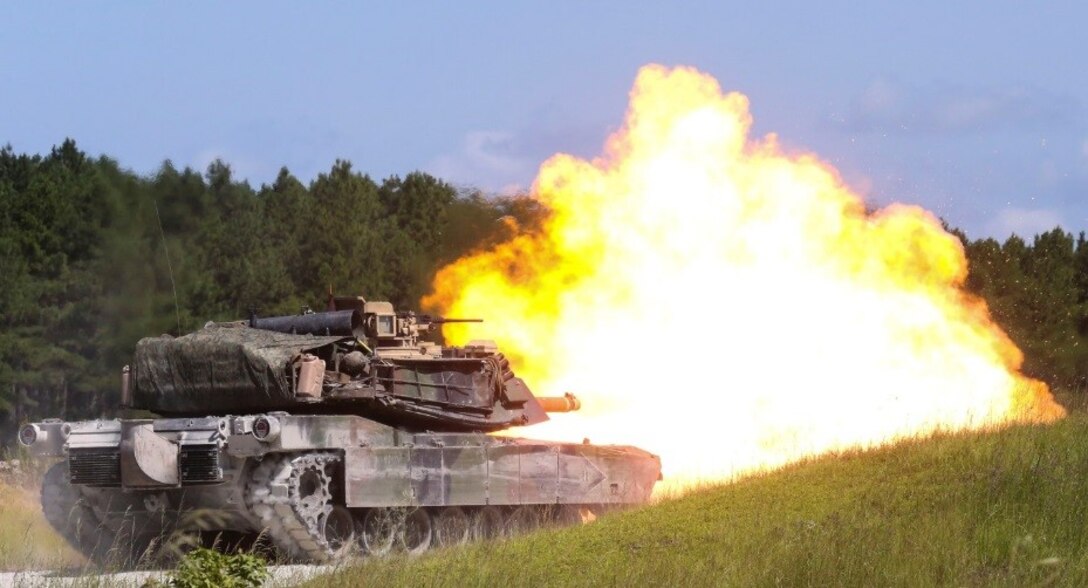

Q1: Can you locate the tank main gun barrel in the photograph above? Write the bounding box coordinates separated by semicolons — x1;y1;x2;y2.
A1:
414;315;483;325
536;392;581;413
249;310;364;339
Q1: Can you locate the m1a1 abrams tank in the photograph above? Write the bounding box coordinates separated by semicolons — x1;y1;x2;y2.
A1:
19;295;661;564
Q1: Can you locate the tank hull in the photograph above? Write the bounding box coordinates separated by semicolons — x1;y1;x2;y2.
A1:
27;415;661;563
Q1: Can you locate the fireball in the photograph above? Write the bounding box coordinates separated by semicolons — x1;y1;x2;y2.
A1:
424;65;1063;489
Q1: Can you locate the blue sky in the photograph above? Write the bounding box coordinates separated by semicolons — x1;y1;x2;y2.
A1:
1;1;1085;238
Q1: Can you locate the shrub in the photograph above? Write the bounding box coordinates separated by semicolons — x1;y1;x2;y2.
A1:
154;547;269;588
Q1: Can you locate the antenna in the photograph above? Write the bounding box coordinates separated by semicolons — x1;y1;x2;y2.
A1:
153;200;182;335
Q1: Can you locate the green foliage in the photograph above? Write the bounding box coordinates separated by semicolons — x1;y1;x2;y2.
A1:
961;228;1088;388
157;547;268;588
0;140;536;441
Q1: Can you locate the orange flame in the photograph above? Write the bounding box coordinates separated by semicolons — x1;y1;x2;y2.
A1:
424;65;1063;489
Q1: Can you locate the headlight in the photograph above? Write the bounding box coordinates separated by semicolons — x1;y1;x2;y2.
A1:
18;424;41;447
252;416;281;442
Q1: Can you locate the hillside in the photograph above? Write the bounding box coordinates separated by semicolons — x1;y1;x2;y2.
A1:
310;416;1088;587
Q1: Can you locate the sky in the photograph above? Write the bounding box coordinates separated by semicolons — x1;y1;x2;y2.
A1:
1;1;1085;239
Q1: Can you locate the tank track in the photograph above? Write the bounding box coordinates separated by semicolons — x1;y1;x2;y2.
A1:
245;451;344;562
40;462;118;564
243;452;604;562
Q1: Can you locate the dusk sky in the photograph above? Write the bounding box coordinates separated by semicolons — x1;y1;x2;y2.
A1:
2;1;1085;238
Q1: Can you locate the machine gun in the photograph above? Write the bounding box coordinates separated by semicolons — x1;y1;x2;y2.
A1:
407;313;481;335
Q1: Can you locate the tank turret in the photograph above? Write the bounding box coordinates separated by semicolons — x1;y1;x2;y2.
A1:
129;295;579;432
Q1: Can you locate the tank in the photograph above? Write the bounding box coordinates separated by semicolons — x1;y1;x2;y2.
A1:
19;294;661;565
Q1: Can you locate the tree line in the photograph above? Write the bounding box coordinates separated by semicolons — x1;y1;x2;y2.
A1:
0;140;1085;442
955;227;1088;391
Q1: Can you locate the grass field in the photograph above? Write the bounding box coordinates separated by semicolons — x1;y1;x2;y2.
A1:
308;415;1088;587
0;477;82;571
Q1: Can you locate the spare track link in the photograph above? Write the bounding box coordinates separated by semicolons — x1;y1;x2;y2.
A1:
245;451;342;562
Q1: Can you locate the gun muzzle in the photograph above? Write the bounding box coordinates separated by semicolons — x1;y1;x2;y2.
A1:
537;392;581;413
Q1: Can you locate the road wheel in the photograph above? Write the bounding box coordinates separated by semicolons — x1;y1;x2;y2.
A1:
359;508;397;556
321;506;356;553
399;508;432;555
505;505;541;537
471;506;504;541
433;507;470;547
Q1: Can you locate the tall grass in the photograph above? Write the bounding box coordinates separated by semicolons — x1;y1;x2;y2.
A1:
0;478;83;571
306;415;1088;587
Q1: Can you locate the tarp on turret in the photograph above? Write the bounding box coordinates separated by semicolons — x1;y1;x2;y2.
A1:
131;323;346;414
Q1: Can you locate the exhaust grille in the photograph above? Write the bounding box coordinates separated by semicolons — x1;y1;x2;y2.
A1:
180;444;222;483
68;447;121;487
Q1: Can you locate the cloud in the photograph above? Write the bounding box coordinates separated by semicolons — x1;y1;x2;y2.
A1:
423;95;615;195
425;130;537;194
984;207;1064;238
839;79;1080;134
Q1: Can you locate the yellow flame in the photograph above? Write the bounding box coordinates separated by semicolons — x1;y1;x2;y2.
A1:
424;65;1063;490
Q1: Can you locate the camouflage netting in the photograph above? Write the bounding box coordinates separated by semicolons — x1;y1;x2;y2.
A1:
131;324;346;414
